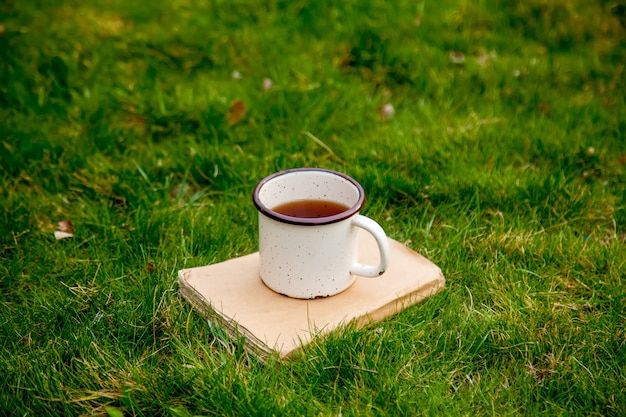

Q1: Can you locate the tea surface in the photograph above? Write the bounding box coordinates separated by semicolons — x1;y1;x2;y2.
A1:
272;200;350;218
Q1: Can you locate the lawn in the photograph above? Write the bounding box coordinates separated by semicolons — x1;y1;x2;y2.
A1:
1;0;625;415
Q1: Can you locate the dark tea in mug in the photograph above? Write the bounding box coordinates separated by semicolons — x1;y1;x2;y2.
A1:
272;200;350;218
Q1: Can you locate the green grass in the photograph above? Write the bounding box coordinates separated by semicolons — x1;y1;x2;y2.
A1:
1;0;625;415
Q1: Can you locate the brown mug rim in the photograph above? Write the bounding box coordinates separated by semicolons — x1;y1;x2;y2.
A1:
252;168;366;225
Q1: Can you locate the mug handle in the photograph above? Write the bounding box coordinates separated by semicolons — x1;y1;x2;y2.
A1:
350;214;390;277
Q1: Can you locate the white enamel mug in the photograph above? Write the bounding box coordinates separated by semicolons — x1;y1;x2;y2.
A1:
252;168;390;299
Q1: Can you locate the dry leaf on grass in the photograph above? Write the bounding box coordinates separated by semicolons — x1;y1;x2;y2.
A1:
448;51;465;64
380;103;395;121
54;231;74;240
538;102;551;116
58;220;74;234
227;99;247;126
55;220;74;239
476;48;495;67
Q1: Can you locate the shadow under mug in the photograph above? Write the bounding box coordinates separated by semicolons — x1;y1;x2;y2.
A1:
253;168;390;299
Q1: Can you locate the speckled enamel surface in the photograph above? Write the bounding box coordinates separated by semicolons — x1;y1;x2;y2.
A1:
258;214;359;298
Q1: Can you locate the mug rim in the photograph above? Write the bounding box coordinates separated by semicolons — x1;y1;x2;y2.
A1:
252;168;366;225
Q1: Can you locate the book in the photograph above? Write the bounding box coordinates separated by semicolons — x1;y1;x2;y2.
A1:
179;231;445;358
